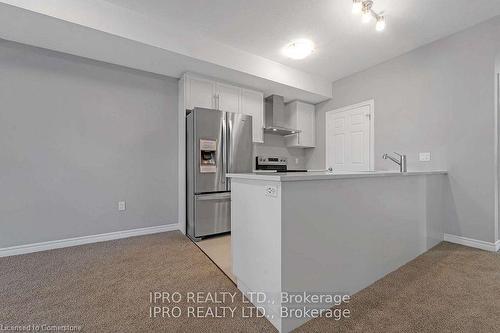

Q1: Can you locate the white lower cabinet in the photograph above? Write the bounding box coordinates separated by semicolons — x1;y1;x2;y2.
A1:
284;101;316;148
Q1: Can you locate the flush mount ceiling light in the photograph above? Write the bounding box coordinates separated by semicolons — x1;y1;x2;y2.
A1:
352;0;386;32
283;39;315;60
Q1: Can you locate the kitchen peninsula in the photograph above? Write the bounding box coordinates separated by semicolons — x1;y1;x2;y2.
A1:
227;170;448;333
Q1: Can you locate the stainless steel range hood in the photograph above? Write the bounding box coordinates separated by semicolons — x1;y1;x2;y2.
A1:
264;95;300;136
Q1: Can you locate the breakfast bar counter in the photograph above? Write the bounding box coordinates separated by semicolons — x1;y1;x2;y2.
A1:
227;170;449;332
228;170;447;181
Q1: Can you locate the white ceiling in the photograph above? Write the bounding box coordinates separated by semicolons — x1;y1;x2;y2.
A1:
0;0;333;102
103;0;500;82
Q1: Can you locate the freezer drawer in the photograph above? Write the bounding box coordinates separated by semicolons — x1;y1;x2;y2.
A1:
194;192;231;237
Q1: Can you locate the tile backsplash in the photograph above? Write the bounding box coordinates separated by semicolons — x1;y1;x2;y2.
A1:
253;133;307;170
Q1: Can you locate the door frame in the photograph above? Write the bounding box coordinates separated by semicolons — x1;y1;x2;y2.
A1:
325;99;375;171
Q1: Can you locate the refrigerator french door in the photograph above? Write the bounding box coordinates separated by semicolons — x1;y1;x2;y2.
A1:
186;108;252;240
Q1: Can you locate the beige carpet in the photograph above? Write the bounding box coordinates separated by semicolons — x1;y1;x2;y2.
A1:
0;232;274;332
1;232;499;333
296;242;500;333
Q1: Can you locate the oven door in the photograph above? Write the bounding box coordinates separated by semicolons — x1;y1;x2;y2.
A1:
194;192;231;237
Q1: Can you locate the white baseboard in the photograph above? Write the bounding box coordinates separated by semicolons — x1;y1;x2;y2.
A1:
0;224;180;258
444;233;500;252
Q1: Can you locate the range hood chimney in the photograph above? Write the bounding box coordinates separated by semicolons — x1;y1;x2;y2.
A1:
264;95;301;136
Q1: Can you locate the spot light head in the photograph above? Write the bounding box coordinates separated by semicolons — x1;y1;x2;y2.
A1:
376;16;386;31
352;0;363;14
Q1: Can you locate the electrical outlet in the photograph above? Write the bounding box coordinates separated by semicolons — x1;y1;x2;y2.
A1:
265;185;278;197
419;152;431;162
118;201;126;211
295;158;299;165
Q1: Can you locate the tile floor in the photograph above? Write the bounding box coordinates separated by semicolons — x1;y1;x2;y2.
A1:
195;234;235;283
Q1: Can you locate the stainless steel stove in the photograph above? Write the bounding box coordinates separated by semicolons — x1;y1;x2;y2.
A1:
255;156;307;173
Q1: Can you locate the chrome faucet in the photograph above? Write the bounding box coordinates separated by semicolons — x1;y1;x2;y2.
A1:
383;152;407;172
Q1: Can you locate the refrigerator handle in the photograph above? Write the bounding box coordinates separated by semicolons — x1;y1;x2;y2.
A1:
226;115;232;189
222;113;227;185
227;116;231;172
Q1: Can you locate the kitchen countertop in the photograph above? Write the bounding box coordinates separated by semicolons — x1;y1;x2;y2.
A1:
227;170;448;182
230;168;449;332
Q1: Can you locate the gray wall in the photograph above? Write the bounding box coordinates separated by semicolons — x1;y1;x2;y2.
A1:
496;55;500;242
0;40;179;248
254;133;307;170
307;17;500;243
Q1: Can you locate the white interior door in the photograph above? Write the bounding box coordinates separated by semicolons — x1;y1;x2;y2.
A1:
326;102;373;171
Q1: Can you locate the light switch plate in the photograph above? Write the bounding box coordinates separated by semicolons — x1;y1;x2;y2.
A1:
118;201;126;211
419;152;431;162
265;185;278;197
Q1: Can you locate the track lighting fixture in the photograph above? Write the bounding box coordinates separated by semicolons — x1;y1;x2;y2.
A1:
352;0;386;31
352;0;362;14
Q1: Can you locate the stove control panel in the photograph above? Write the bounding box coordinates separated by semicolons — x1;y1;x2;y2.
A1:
256;156;287;171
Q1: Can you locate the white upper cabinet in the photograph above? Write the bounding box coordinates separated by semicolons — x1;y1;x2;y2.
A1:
284;101;316;148
240;89;264;143
182;73;264;143
215;82;241;113
186;75;215;110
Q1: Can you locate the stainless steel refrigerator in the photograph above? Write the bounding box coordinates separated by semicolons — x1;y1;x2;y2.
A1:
186;107;253;241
